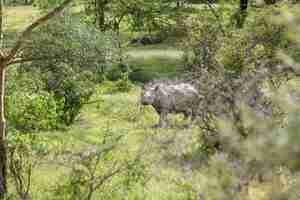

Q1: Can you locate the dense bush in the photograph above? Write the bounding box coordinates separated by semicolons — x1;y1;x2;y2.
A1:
178;1;300;199
95;75;133;95
16;12;120;128
6;68;62;132
182;1;294;144
42;67;95;125
113;73;134;93
7;90;61;131
104;64;124;81
129;68;161;83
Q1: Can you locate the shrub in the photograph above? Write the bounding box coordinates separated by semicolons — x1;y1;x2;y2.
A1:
181;2;292;149
113;72;134;93
104;65;123;81
177;2;300;199
95;74;133;95
18;12;120;127
54;78;94;126
129;70;160;83
7;91;62;132
6;68;62;132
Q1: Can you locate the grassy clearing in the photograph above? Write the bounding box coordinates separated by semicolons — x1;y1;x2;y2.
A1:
3;4;84;32
127;48;183;79
126;45;184;81
27;85;203;199
27;85;289;200
4;6;39;31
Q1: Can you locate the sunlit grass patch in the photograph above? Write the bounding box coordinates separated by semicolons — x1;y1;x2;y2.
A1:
4;6;39;31
127;47;184;81
127;48;183;59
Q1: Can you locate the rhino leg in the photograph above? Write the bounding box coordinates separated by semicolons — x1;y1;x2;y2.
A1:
158;111;168;128
183;112;190;120
184;111;197;128
191;112;197;123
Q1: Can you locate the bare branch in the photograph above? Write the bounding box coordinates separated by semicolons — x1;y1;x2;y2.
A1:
4;0;73;65
6;56;60;66
93;165;124;190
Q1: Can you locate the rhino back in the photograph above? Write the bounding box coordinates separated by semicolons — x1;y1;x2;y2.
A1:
152;83;200;113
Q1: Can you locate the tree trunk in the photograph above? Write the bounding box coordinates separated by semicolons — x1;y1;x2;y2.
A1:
95;0;106;31
0;66;6;199
98;3;105;31
240;0;248;10
0;0;6;196
234;0;248;28
0;0;2;48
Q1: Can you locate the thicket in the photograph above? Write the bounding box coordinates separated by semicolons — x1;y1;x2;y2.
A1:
176;1;300;199
7;12;120;132
4;8;141;199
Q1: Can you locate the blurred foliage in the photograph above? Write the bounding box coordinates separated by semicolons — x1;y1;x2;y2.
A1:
178;1;300;199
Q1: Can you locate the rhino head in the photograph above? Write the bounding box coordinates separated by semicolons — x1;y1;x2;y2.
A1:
141;82;159;105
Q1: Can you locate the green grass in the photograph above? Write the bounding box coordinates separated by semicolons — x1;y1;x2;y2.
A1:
25;85;203;199
6;82;289;200
128;49;183;74
29;84;284;200
126;45;184;81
